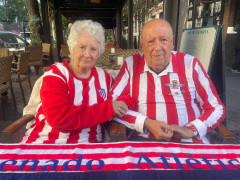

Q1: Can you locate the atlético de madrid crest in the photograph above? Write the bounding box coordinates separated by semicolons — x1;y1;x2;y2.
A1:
98;88;106;99
165;80;184;89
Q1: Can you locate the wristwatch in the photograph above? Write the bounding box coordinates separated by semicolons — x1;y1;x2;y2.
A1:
184;123;198;137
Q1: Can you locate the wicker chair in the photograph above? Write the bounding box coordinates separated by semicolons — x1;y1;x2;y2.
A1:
115;49;142;58
42;43;51;66
0;48;9;57
60;44;70;61
25;46;42;74
11;52;31;105
0;55;17;120
96;49;142;69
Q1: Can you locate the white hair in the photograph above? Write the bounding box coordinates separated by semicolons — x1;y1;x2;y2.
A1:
67;20;105;58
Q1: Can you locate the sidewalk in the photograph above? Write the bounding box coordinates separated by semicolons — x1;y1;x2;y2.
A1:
0;67;240;143
225;69;240;143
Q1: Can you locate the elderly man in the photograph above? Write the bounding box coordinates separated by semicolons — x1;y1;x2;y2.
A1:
109;19;225;144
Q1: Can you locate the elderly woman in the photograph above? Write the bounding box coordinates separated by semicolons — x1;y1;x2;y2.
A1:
20;20;133;144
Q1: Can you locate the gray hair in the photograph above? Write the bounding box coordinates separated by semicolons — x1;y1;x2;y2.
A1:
67;20;105;58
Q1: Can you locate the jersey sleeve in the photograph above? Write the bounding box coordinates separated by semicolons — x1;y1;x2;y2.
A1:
40;72;116;132
190;58;226;139
108;60;147;133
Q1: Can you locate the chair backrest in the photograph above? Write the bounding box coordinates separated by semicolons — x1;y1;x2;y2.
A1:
0;55;13;84
17;51;30;75
115;49;142;58
0;48;9;57
25;46;42;62
97;51;109;65
42;43;51;54
96;49;142;69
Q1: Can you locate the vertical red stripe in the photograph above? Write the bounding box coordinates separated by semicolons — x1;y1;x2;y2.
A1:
161;75;178;125
172;53;196;122
132;54;145;111
192;59;225;131
93;69;103;103
66;132;80;144
104;70;112;92
25;119;45;143
82;81;90;105
146;73;156;120
44;129;59;143
88;126;98;143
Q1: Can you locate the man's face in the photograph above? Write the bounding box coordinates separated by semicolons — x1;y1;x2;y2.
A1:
141;20;174;73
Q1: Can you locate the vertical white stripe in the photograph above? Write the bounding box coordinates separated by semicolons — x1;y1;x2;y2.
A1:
78;128;90;142
127;57;134;96
34;121;53;143
55;63;70;83
138;73;147;116
112;69;129;100
96;67;108;100
184;54;200;119
169;73;188;126
96;124;102;142
155;76;167;124
55;132;69;144
73;79;83;106
194;63;224;127
88;77;97;105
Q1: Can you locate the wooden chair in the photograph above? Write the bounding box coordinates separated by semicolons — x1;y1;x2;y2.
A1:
0;55;17;121
0;48;9;57
42;43;51;66
60;44;70;61
25;46;42;74
11;52;31;105
1;114;34;143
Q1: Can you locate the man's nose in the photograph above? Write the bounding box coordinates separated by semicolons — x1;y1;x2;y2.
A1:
154;39;162;51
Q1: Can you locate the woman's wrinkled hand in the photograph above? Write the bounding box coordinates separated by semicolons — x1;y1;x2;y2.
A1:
144;119;174;141
111;101;128;117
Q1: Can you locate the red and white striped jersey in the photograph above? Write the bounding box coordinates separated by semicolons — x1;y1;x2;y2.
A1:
109;51;225;144
20;61;115;144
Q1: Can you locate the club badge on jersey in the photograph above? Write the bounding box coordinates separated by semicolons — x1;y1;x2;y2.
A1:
98;88;106;99
165;80;184;89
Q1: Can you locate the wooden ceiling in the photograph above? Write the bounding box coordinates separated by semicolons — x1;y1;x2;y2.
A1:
58;0;127;29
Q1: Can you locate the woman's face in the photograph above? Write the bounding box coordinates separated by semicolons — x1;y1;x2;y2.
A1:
72;33;99;71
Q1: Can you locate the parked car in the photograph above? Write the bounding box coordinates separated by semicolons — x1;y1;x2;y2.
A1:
19;32;31;44
0;31;28;48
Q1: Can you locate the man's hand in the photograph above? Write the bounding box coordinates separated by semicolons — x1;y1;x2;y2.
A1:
111;101;128;117
170;124;194;139
144;119;174;141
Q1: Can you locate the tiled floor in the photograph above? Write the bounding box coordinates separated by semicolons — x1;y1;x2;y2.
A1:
0;67;239;144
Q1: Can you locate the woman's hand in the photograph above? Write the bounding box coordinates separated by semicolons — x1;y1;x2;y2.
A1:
144;119;174;141
111;101;128;117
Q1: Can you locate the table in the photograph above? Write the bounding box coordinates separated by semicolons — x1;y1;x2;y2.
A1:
8;48;24;55
9;48;24;66
0;142;240;179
